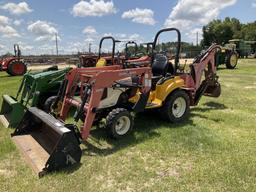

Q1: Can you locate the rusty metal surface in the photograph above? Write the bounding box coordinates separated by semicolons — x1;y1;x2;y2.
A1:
12;133;50;176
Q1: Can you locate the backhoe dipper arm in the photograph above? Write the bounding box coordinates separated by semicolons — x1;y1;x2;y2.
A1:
190;44;221;90
180;44;221;105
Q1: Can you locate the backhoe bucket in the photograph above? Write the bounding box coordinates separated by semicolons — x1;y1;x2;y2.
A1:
0;95;25;128
204;82;221;98
11;107;82;177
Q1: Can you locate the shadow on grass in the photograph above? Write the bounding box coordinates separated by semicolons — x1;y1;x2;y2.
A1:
54;101;225;175
190;101;228;123
81;111;195;157
192;101;227;113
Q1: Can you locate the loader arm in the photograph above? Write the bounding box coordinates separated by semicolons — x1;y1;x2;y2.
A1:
60;67;152;140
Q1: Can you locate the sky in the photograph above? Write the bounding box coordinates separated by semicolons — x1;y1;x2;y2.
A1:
0;0;255;55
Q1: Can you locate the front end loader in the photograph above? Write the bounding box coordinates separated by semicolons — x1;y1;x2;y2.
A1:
0;67;71;128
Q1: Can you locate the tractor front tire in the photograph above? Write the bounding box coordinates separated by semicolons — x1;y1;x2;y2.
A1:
106;108;134;139
7;60;27;76
160;90;190;123
44;96;58;113
226;52;238;69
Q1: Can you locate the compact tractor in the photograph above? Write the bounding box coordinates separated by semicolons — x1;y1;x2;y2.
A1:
79;36;123;68
0;44;27;76
11;28;222;177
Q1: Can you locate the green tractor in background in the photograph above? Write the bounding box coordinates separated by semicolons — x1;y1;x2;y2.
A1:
229;39;256;58
0;66;71;128
216;43;239;69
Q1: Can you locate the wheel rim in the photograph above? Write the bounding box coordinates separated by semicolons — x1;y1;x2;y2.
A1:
12;62;25;75
51;101;62;115
115;116;131;135
230;54;237;67
172;97;186;118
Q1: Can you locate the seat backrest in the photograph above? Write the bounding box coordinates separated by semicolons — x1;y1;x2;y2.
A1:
152;54;169;76
96;58;107;67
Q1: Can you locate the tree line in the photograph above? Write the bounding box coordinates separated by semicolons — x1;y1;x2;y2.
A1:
202;17;256;46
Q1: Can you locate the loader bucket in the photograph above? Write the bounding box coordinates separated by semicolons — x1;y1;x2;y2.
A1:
0;94;26;128
11;107;82;177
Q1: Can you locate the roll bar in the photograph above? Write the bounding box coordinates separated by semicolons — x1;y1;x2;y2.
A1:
152;28;181;75
98;36;116;60
125;41;138;59
144;42;153;54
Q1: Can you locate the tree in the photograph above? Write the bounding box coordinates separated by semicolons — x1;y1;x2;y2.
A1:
201;17;242;46
201;17;256;46
241;21;256;41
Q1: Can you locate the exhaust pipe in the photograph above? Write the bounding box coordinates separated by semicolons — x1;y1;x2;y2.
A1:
11;107;82;177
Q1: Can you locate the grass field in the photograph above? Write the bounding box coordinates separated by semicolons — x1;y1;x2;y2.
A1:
0;60;256;192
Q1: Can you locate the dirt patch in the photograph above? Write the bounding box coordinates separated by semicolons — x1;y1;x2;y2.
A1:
0;160;17;178
0;169;16;178
244;86;256;89
156;167;180;178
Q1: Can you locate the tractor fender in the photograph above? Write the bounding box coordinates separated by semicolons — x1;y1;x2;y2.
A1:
155;76;185;102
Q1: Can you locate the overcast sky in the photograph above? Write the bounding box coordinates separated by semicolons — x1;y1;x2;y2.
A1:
0;0;255;55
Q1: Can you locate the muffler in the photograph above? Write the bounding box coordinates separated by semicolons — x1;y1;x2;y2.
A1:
11;107;82;177
0;94;26;128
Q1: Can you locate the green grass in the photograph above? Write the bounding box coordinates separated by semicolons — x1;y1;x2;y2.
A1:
0;60;256;192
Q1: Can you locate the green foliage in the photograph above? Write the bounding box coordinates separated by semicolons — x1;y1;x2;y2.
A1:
202;17;256;46
241;21;256;41
124;41;201;58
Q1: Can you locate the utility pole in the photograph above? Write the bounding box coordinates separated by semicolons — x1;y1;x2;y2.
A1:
55;33;59;56
196;32;199;46
89;43;92;53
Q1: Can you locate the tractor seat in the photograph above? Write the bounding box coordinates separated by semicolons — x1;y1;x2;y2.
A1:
151;54;174;89
152;54;169;77
96;58;107;67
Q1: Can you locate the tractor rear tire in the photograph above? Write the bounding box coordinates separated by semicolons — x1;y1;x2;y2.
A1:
7;60;27;76
160;90;190;123
226;52;238;69
106;108;134;139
